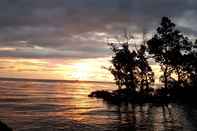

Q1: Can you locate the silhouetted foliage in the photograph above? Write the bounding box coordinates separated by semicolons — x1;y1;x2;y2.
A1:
147;17;193;88
108;42;137;91
186;40;197;88
135;45;154;93
108;35;154;94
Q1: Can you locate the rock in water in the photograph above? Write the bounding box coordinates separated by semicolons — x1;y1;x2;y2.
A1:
0;121;12;131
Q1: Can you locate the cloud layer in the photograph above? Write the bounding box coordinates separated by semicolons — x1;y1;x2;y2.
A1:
0;0;197;58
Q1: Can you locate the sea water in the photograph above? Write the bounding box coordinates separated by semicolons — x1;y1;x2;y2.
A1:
0;80;197;131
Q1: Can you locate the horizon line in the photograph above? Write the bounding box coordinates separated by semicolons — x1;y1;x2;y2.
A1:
0;77;114;84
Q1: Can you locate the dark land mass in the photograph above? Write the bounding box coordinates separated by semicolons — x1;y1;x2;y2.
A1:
89;86;197;105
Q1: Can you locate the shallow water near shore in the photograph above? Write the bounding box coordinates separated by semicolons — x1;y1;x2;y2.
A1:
0;80;197;131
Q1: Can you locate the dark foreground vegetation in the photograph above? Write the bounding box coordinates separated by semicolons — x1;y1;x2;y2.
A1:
0;121;12;131
89;87;197;104
89;17;197;104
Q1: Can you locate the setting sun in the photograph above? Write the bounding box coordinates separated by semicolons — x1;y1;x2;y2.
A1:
71;63;91;80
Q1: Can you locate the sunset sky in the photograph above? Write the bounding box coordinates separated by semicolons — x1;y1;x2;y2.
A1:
0;0;197;82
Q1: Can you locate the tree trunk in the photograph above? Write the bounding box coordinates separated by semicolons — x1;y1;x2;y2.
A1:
164;66;168;89
176;68;181;87
145;74;149;89
140;79;144;93
130;70;135;90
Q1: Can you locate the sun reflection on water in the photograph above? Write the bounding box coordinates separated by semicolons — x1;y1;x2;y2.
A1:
52;82;114;125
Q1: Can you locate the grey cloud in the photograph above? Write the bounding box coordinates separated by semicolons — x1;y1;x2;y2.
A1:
0;0;197;59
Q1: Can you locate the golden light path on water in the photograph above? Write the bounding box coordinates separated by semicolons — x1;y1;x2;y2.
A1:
51;82;116;125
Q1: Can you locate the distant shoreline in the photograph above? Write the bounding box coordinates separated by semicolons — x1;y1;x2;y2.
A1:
0;77;114;84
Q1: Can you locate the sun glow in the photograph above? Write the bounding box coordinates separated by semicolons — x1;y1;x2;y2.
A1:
72;63;90;80
0;57;113;82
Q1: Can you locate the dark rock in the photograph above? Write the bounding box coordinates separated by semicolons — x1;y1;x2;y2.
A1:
0;121;12;131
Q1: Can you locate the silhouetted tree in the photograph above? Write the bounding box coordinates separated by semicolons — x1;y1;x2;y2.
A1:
184;40;197;87
135;45;154;93
108;34;154;93
108;42;137;91
170;36;193;87
91;16;197;103
147;17;192;88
